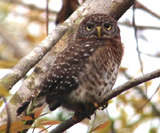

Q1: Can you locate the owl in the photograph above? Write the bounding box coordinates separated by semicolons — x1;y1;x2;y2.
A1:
40;14;124;119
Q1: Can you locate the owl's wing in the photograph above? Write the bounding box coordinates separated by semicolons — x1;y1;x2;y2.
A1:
40;43;84;101
41;68;79;95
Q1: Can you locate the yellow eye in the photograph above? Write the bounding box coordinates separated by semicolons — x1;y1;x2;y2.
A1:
86;24;93;30
104;23;111;30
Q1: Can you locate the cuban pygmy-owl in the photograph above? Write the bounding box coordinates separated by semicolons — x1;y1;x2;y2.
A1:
41;13;124;119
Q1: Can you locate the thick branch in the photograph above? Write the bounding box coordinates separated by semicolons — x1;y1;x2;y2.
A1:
50;68;160;133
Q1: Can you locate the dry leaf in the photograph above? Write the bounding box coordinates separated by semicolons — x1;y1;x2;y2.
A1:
22;116;33;121
39;120;60;126
90;121;110;132
0;121;30;133
32;106;45;118
36;118;60;126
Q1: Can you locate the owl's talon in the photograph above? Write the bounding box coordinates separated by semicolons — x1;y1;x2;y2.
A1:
73;112;79;121
86;115;91;119
73;115;78;121
98;105;106;110
93;102;99;108
98;103;108;110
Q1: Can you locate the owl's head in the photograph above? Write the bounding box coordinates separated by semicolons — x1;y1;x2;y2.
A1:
76;14;120;39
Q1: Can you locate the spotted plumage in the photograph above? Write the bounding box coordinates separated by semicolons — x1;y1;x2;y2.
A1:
40;14;124;117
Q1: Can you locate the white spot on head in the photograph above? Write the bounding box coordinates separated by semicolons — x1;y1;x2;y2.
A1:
55;86;58;90
66;76;69;79
59;86;62;89
71;47;74;49
83;53;90;57
66;63;70;66
74;53;78;55
69;68;71;70
54;80;57;83
81;49;85;52
60;81;63;84
56;66;60;69
85;44;90;47
90;48;94;52
74;59;79;62
64;68;67;71
49;85;52;88
60;62;65;65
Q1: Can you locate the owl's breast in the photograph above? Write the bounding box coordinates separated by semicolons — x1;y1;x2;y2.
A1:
65;44;120;106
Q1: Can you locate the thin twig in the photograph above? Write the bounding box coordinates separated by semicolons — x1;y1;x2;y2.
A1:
46;0;49;35
135;1;160;20
132;2;148;93
2;97;10;133
39;125;52;133
130;84;160;120
123;71;160;119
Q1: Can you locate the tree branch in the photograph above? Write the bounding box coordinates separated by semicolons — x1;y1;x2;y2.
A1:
50;68;160;133
98;68;160;105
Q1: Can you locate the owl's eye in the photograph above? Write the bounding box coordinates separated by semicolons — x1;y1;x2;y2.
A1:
86;24;93;30
104;23;111;30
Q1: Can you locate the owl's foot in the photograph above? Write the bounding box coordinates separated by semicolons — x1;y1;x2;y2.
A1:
98;103;108;110
73;110;92;121
73;104;96;121
93;102;99;108
73;111;79;121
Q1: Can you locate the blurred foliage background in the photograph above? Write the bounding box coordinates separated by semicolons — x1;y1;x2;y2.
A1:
0;0;160;133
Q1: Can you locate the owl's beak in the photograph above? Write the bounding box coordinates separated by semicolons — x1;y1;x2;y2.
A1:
96;26;101;38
